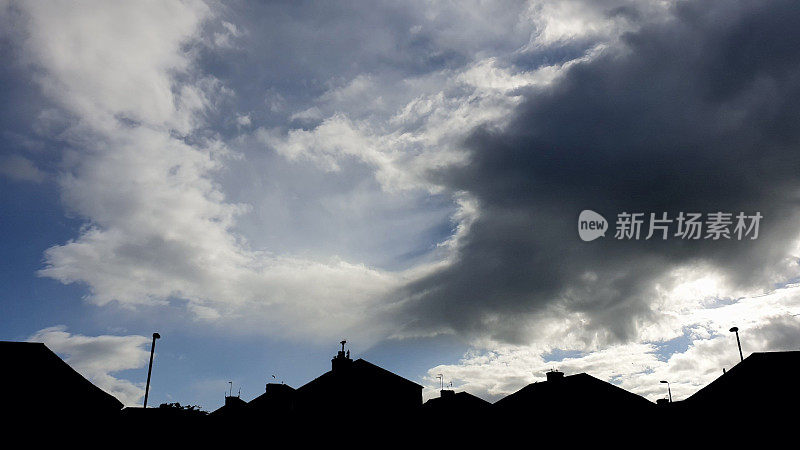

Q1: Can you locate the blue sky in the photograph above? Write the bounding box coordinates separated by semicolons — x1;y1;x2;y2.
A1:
2;0;800;411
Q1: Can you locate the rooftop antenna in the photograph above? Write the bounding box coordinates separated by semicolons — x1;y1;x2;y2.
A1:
228;381;233;397
437;374;443;391
340;340;347;352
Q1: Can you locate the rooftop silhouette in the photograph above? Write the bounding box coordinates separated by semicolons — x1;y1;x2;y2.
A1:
0;341;123;419
247;382;296;416
4;339;799;438
491;369;656;431
684;350;800;408
422;388;491;414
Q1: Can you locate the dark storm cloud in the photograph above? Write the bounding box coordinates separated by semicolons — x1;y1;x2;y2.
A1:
397;0;800;343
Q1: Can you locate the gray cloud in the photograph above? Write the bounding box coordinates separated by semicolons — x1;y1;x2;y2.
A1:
397;0;800;344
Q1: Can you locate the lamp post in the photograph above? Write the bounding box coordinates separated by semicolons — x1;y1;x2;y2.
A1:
143;332;160;408
729;326;744;362
660;380;672;403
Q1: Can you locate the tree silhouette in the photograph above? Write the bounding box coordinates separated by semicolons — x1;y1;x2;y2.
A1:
158;402;208;416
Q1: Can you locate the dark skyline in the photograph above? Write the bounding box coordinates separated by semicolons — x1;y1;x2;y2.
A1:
5;339;797;439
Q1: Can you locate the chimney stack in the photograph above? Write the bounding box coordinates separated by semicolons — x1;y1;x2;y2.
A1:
440;389;455;398
546;370;564;382
331;339;353;372
224;395;246;408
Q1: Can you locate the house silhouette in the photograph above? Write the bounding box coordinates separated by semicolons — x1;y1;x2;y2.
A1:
293;344;423;418
210;382;296;424
6;337;798;440
248;382;297;416
208;342;423;430
208;393;247;418
673;350;800;428
492;369;654;431
0;341;123;420
684;351;800;407
422;388;491;421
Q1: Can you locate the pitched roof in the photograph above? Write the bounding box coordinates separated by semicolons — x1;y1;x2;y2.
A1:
423;390;491;410
210;395;247;416
0;341;123;413
352;358;424;388
248;383;296;410
685;351;800;406
297;358;423;392
493;372;653;411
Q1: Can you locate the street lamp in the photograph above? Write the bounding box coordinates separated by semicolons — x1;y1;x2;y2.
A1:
660;380;672;403
143;332;161;408
729;326;744;362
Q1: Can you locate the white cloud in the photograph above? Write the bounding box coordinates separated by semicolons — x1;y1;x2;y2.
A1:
523;0;655;46
19;0;210;133
423;282;800;403
236;114;251;127
11;1;408;343
27;326;151;406
261;54;583;206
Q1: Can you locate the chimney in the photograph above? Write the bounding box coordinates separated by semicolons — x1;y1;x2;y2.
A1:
224;395;246;409
440;389;455;398
546;370;564;382
331;339;353;372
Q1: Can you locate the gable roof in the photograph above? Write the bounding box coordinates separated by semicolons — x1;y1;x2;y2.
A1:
248;383;296;410
0;341;124;413
297;358;423;392
352;358;424;388
423;390;491;410
210;395;247;416
685;351;800;406
493;372;653;411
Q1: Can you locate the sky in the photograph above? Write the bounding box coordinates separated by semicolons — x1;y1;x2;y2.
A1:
2;0;800;410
